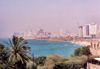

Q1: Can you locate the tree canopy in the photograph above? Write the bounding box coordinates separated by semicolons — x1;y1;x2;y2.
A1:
73;46;91;56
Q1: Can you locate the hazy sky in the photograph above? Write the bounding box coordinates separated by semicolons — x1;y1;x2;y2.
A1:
0;0;100;38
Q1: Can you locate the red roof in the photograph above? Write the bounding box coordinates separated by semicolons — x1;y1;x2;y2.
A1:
87;45;91;48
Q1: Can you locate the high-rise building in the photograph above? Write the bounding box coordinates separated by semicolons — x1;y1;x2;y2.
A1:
37;28;44;36
60;29;66;36
78;26;83;38
29;30;32;37
83;26;86;37
86;24;89;36
79;23;99;38
89;23;98;38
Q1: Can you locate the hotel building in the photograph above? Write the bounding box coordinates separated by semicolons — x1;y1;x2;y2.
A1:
78;23;99;38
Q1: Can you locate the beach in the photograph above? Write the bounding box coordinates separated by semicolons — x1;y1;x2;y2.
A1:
33;38;91;46
71;40;91;46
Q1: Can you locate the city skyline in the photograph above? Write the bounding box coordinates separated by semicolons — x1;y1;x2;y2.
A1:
0;0;100;38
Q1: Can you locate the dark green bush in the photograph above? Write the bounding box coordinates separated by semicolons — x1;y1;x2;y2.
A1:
74;48;81;56
34;56;46;66
81;46;91;55
53;59;87;69
73;46;91;57
53;62;67;69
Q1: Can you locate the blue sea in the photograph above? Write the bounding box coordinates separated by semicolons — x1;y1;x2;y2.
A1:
0;38;84;57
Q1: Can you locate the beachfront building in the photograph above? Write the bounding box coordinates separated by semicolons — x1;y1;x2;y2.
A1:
89;23;99;38
78;22;99;39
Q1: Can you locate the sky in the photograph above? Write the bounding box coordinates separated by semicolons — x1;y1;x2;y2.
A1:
0;0;100;38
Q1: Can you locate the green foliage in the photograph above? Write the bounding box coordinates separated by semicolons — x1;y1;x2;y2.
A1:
54;62;67;69
81;46;91;55
74;48;81;56
43;54;67;69
4;36;32;68
0;56;18;69
0;43;5;57
73;46;91;56
61;58;68;62
54;59;87;69
0;43;6;69
71;54;74;57
34;56;46;66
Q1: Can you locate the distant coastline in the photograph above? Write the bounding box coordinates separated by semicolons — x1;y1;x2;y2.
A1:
32;38;91;46
0;37;90;46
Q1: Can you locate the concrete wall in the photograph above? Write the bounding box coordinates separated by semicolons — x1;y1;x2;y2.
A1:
90;40;100;56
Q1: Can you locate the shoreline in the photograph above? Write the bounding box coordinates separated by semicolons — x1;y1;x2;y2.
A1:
32;38;91;46
70;41;90;46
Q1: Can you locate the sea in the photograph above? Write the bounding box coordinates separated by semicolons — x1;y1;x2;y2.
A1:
0;38;84;57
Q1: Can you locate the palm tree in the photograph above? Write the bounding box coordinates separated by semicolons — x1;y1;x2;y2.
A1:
4;36;32;64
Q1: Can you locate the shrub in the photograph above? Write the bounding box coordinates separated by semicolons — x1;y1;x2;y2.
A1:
34;56;46;66
54;59;87;69
74;48;81;56
81;46;91;55
73;46;91;56
53;62;66;69
61;58;68;62
43;54;67;69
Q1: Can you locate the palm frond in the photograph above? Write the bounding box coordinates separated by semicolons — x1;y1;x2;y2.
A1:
8;54;14;61
20;48;31;52
26;53;32;57
19;53;29;64
12;55;16;63
4;47;11;51
12;36;18;46
19;40;28;47
16;53;24;64
16;37;24;48
25;49;31;52
21;51;32;57
4;41;11;47
5;51;11;56
20;45;30;49
9;38;12;45
19;46;31;52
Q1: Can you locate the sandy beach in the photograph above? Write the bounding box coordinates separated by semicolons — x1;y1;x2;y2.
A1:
71;40;91;46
